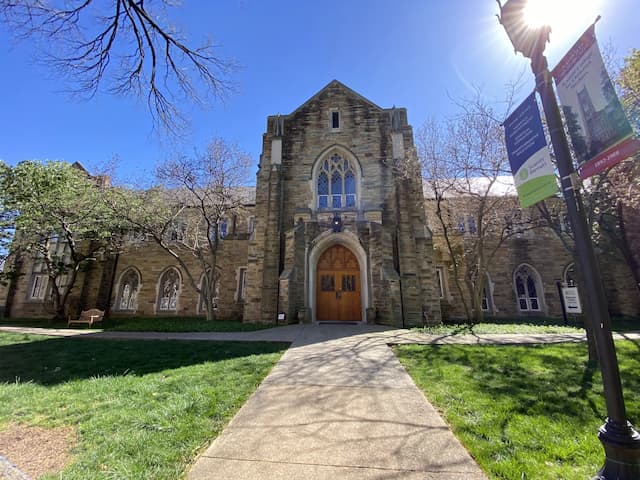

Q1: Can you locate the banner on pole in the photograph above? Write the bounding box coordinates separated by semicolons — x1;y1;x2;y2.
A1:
504;92;559;208
553;24;640;179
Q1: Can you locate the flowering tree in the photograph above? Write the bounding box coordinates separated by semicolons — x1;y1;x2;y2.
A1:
0;161;123;320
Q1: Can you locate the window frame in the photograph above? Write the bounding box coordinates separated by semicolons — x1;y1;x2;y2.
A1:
514;264;543;312
29;274;49;301
116;267;142;312
237;267;247;301
436;267;446;299
329;109;341;131
157;267;182;312
199;272;220;314
314;151;360;211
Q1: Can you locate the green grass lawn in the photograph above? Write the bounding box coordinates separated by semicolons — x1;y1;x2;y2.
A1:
418;316;640;335
0;316;278;332
395;340;640;479
0;332;288;479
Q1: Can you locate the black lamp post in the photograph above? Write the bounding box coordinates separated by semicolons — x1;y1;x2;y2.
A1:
497;1;640;478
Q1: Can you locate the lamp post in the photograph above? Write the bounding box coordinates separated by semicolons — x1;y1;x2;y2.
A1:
497;1;640;478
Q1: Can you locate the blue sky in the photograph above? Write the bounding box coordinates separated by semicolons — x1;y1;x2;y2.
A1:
0;0;637;184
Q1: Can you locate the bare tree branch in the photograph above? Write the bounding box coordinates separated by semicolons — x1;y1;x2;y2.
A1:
1;0;237;136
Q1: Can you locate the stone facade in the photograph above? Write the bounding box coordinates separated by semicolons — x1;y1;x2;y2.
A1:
243;80;440;326
3;81;639;324
425;197;640;320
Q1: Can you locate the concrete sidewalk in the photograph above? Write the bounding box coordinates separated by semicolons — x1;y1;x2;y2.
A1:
188;324;487;479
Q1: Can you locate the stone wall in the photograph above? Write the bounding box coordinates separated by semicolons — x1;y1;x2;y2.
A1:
244;80;441;326
425;197;640;320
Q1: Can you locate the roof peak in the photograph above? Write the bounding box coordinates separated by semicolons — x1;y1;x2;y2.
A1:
286;80;384;117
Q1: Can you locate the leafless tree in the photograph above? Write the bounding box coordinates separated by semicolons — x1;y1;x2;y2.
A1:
417;89;544;323
112;137;252;320
1;0;236;135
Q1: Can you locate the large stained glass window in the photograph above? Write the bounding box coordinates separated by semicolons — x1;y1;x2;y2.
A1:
117;268;141;311
158;268;181;311
316;154;357;209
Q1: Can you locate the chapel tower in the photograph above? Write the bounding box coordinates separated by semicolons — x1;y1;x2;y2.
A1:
243;80;441;326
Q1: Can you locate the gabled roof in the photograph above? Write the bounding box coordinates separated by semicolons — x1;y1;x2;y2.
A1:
288;80;383;117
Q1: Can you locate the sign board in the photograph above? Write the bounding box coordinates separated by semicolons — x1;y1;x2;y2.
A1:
504;93;559;208
561;286;582;314
553;24;640;179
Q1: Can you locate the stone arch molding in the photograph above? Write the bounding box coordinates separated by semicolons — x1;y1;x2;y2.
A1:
512;263;546;313
308;230;369;322
156;266;183;313
309;144;363;212
115;266;142;312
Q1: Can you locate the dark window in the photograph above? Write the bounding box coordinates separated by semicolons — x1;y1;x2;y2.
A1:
481;286;489;311
342;275;356;292
468;216;477;235
332;111;340;129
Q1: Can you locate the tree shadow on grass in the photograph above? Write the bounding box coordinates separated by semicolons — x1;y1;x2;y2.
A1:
0;334;289;386
400;341;640;424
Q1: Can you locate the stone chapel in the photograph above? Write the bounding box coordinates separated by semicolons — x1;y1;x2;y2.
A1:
4;80;638;323
3;80;442;327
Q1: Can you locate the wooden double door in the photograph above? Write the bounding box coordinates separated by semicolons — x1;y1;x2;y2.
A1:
316;245;361;321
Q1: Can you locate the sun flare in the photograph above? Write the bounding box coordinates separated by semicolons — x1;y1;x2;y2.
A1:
524;0;602;41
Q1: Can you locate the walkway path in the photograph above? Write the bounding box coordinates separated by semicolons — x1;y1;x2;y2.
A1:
188;323;487;479
2;324;638;479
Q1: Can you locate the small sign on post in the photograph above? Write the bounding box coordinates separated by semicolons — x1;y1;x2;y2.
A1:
561;286;582;314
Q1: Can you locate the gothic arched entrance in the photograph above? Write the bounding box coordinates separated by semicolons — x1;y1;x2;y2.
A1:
316;244;361;321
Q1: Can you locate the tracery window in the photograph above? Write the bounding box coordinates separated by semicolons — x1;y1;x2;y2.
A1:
28;237;72;301
199;271;220;313
117;268;141;311
317;154;357;209
158;268;181;312
514;264;542;312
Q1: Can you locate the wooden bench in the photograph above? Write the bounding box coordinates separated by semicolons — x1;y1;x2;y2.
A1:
68;308;105;328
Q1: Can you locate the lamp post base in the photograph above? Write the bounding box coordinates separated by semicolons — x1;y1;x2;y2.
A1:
593;419;640;479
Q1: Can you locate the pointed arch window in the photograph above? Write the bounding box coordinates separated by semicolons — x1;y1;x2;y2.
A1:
116;268;141;311
158;268;181;312
481;273;494;312
514;265;542;311
317;154;357;209
199;271;220;314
